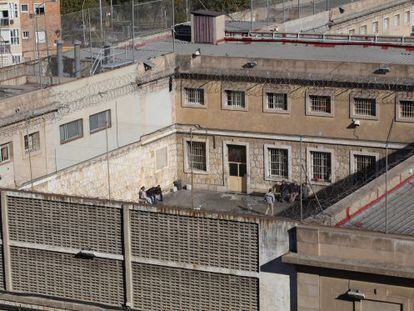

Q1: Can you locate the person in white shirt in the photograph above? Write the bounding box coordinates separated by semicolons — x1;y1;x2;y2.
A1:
264;188;276;215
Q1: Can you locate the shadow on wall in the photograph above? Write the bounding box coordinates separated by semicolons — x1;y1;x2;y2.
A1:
279;141;414;221
260;227;297;311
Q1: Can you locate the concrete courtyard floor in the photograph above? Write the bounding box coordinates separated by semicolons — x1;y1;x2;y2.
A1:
161;189;293;216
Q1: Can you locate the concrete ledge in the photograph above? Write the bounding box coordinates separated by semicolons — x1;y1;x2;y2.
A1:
282;252;414;279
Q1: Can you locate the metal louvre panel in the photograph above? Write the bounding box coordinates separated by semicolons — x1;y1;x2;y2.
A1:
132;263;258;311
7;196;122;254
130;211;258;272
11;247;124;306
0;248;3;290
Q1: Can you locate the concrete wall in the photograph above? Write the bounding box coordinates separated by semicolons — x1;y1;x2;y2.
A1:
284;225;414;311
0;189;296;311
0;53;176;188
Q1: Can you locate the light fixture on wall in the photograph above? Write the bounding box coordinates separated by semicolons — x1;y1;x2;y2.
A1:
243;61;257;69
373;67;390;75
75;250;96;260
346;290;365;300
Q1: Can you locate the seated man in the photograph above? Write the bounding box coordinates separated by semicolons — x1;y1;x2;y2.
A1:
139;186;153;204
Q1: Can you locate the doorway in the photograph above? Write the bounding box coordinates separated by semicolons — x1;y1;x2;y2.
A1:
227;144;247;193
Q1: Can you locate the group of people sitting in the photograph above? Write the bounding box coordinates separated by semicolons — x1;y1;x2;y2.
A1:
139;185;163;204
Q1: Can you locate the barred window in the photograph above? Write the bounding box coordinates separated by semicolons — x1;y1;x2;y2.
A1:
185;88;204;105
354;98;376;116
266;93;287;111
225;90;245;108
310;151;332;182
0;142;11;163
89;110;111;133
21;4;28;12
353;154;376;180
34;3;45;15
268;148;288;178
60;119;83;143
309;95;331;113
187;141;206;171
24;131;40;152
399;101;414;119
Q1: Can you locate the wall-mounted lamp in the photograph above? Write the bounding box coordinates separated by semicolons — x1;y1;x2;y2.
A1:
346;290;365;300
75;250;96;260
243;61;257;69
373;67;390;75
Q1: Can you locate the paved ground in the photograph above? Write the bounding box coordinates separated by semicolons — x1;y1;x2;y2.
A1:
161;189;293;216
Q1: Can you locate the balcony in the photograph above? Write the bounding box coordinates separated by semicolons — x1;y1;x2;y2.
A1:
0;43;11;54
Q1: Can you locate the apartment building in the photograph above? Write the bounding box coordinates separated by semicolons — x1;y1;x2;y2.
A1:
0;0;22;66
19;0;61;60
0;0;60;67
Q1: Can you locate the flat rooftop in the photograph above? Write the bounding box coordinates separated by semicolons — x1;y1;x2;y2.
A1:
161;189;293;216
341;175;414;236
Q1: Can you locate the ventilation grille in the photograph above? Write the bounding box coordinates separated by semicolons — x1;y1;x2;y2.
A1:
132;263;258;311
0;247;3;290
11;247;124;306
7;196;122;254
130;211;258;271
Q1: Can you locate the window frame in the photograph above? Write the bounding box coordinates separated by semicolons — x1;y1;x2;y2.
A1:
359;25;367;35
89;109;111;134
372;21;379;33
264;144;291;181
393;14;400;27
183;138;209;174
349;150;379;176
0;142;12;164
305;89;335;117
350;94;378;120
21;4;29;13
34;3;45;15
222;89;247;111
383;17;390;31
10;29;19;45
22;31;29;39
23;131;41;153
404;11;410;24
307;147;335;185
183;87;206;108
396;95;414;123
59;119;84;144
263;86;290;114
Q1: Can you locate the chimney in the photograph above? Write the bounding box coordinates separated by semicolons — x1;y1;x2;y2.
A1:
74;40;81;78
191;10;225;44
56;40;63;77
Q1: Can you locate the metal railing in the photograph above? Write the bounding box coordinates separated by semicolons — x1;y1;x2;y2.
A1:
225;31;414;46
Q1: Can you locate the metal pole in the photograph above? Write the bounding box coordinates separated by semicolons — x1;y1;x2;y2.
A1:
266;0;269;26
283;0;286;22
26;117;34;190
35;15;42;87
190;128;194;209
81;0;87;45
131;0;135;61
88;8;93;59
385;144;388;233
299;136;303;221
313;0;315;14
99;0;104;41
105;121;111;200
298;0;300;19
171;0;175;52
43;4;50;58
250;0;253;31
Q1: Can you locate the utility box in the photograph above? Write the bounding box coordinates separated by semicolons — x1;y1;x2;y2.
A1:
191;10;225;44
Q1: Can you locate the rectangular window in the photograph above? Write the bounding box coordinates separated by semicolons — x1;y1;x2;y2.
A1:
404;11;410;24
89;110;111;133
60;119;83;143
21;4;28;12
187;141;206;171
372;21;379;33
225;90;245;108
399;100;414;119
185;88;204;105
10;29;19;45
393;14;400;27
24;132;40;152
353;154;376;181
14;3;18;17
34;3;45;15
35;31;45;43
12;55;21;64
309;95;331;114
0;142;11;163
266;93;288;111
268;148;288;178
310;151;331;182
155;147;168;170
22;31;29;39
359;25;367;35
353;98;376;117
349;29;355;35
384;17;389;30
